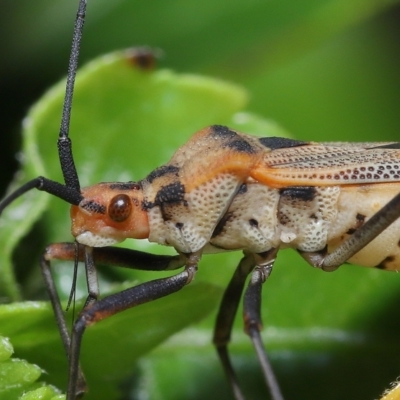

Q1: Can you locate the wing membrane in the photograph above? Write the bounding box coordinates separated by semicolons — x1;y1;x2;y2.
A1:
252;143;400;187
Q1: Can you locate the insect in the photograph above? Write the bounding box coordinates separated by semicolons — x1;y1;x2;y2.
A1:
2;1;400;400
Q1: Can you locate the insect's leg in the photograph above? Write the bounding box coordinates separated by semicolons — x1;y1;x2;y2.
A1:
213;248;281;400
243;249;284;400
66;249;197;400
41;242;186;398
300;190;400;271
213;252;256;400
81;246;99;308
67;245;103;312
41;242;186;346
40;245;87;396
43;242;186;272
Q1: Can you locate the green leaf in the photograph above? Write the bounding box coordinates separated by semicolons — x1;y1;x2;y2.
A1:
0;335;64;400
0;282;221;399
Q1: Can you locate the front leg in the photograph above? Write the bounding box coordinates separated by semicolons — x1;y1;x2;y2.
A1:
67;260;198;400
40;242;187;398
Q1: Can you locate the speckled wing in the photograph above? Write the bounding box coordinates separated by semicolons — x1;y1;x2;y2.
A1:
251;141;400;188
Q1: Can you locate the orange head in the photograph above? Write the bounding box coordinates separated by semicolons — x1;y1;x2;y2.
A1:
70;182;149;247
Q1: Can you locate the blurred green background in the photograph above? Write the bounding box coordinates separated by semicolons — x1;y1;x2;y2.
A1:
1;0;400;196
1;1;400;399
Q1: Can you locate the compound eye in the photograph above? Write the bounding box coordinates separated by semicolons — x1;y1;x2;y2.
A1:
108;194;132;222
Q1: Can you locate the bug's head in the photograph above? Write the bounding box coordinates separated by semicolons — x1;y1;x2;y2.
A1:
70;182;149;247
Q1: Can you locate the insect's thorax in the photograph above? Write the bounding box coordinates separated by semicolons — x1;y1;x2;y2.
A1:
140;125;264;253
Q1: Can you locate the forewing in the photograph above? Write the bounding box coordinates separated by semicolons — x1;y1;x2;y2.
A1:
251;142;400;187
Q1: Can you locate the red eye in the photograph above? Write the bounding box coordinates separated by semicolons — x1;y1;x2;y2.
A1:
108;194;132;222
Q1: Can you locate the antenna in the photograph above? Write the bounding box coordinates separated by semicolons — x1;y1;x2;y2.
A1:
0;0;88;214
58;0;86;192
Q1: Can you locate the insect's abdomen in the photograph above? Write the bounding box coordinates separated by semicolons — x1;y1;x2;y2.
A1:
211;182;400;271
210;184;340;254
210;183;281;253
328;183;400;271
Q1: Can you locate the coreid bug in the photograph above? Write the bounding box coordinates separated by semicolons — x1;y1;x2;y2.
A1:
2;1;400;400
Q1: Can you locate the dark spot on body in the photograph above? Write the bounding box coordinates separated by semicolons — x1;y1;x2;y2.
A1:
176;222;184;229
109;182;140;191
346;213;365;235
209;125;255;153
141;200;151;210
146;165;180;183
356;213;365;222
278;211;290;226
212;212;234;238
226;138;255;154
80;200;106;214
249;219;258;227
154;182;186;206
385;255;395;263
258;137;308;150
154;182;188;222
237;184;247;194
279;187;317;202
209;125;238;139
375;255;395;270
143;181;186;212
